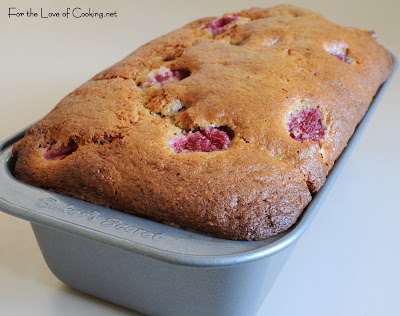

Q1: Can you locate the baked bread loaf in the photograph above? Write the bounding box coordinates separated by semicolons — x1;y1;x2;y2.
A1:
12;5;393;240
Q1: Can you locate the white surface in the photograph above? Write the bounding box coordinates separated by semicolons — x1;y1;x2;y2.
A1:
1;1;399;315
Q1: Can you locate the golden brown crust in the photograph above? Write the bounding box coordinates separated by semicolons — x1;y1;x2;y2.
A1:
12;5;393;240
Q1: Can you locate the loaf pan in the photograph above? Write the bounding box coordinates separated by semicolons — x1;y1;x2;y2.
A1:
0;54;396;316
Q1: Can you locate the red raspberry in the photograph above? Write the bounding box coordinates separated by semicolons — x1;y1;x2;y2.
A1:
205;15;240;36
329;51;352;63
143;67;189;89
171;127;232;153
324;43;353;64
44;141;78;160
288;108;326;142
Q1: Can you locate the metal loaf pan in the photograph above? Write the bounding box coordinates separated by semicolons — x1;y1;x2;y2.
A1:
0;54;397;316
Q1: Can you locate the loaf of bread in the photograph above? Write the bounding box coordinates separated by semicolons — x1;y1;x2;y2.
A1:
12;5;393;240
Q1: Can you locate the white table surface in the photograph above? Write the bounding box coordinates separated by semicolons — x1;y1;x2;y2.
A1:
1;0;399;315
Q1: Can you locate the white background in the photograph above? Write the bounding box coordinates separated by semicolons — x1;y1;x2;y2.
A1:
1;0;399;315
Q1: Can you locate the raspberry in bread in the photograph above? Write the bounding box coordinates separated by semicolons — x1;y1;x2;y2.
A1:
12;5;393;240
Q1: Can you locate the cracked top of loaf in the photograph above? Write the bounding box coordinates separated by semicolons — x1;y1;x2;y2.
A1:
12;5;393;240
